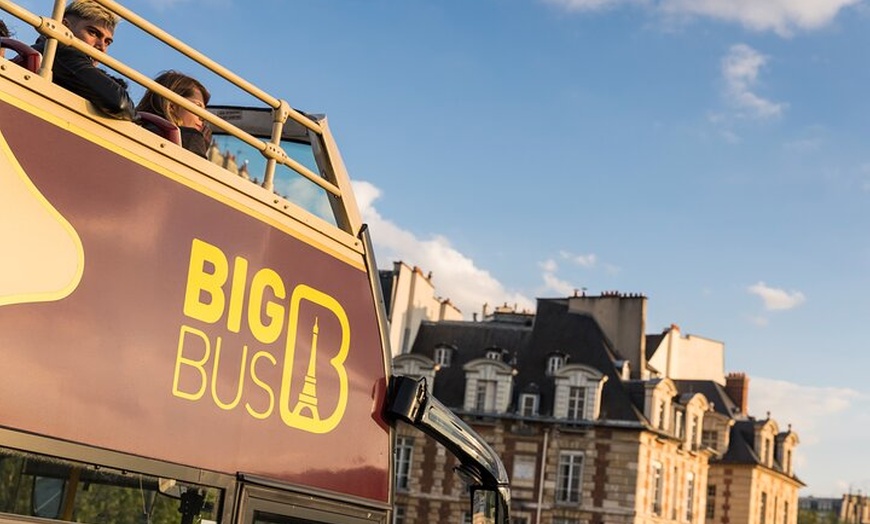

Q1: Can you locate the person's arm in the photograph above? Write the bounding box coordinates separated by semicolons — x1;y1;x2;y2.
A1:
50;44;136;120
179;126;211;158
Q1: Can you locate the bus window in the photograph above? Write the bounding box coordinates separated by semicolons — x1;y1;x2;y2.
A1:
253;512;321;524
0;447;222;523
209;134;337;227
238;485;385;524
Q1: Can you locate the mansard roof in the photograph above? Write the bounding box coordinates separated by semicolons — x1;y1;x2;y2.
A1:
645;332;666;360
409;318;533;408
718;419;804;484
378;269;394;317
407;298;645;424
719;420;762;464
519;298;644;422
674;380;748;420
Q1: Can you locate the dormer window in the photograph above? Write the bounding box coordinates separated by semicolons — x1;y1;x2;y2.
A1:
552;364;607;421
519;393;539;416
474;380;496;412
486;349;502;361
689;415;699;450
702;429;719;450
657;401;667;430
547;354;566;375
567;386;586;420
463;357;515;414
434;346;452;368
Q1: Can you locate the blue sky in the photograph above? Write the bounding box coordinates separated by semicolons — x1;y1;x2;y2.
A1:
10;0;870;498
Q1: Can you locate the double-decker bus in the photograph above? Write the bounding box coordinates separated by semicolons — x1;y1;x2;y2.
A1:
0;1;511;522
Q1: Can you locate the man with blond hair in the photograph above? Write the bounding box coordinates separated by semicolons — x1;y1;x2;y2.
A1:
33;0;134;119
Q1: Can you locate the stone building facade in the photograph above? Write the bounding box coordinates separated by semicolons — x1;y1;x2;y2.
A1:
379;261;462;356
391;293;802;524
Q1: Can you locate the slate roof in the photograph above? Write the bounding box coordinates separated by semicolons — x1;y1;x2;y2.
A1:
407;298;646;424
645;332;666;360
674;380;747;420
715;418;804;485
378;270;394;317
719;419;764;465
409;318;533;408
518;299;644;423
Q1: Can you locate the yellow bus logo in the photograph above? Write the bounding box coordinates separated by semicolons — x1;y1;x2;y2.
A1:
174;238;350;434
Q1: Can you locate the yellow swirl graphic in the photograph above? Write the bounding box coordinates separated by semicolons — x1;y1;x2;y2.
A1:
0;128;84;306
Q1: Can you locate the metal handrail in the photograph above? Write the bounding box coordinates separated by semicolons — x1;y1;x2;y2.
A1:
0;0;341;197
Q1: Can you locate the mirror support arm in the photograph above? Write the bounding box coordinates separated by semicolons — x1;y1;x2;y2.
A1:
385;375;511;518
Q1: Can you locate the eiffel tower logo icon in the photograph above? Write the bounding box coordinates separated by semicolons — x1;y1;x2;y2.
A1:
290;317;320;420
279;285;350;434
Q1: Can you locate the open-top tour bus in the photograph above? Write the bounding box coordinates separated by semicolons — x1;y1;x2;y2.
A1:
0;1;511;522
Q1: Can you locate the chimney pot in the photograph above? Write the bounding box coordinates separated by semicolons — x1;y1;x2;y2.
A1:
725;372;750;415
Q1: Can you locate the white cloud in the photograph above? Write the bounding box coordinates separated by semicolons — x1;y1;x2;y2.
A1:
542;270;576;296
751;377;870;495
720;129;742;144
722;44;785;119
784;137;824;153
751;377;860;440
560;250;598;268
354;181;534;317
542;0;647;12
539;258;586;296
541;259;559;273
660;0;860;36
748;281;806;310
543;0;859;35
748;314;769;327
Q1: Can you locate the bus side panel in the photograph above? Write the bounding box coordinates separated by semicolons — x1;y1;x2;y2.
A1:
0;100;390;503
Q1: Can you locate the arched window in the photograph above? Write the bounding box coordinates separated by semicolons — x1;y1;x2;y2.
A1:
552;365;607;421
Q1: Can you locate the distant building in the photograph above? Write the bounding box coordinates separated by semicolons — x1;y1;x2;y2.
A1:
379;261;461;356
799;494;870;523
799;496;841;522
646;324;725;385
840;494;870;523
645;325;803;524
391;292;802;524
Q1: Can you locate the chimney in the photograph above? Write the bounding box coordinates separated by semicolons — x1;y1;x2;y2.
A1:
725;372;750;415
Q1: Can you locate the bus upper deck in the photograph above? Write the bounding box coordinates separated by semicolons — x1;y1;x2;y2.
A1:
0;0;510;523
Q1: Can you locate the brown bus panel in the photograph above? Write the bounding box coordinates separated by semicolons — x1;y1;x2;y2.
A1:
0;97;390;504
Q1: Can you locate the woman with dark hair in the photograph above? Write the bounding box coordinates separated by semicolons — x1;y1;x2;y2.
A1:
137;70;211;157
0;20;8;59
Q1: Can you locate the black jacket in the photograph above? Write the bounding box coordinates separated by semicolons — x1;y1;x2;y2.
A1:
179;127;210;158
33;38;135;120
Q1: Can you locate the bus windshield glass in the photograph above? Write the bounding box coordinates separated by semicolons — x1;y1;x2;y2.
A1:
209;134;337;227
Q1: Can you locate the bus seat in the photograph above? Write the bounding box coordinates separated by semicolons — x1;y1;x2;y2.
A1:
1;38;42;73
136;111;182;146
